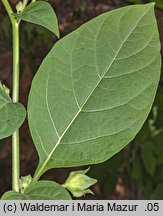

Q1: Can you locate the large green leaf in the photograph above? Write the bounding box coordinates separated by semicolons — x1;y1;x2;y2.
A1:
28;3;161;179
0;87;26;139
1;181;71;200
15;1;59;37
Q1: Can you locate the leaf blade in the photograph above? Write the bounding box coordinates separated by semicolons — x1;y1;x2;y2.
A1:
15;1;59;37
28;3;161;177
1;181;71;200
0;88;26;139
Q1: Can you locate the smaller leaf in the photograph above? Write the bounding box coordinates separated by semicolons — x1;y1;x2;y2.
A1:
1;181;71;200
0;83;26;139
141;142;156;176
15;1;59;37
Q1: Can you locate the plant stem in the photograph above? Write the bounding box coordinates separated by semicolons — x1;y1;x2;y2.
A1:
1;0;14;24
2;0;20;192
12;22;20;192
12;23;19;103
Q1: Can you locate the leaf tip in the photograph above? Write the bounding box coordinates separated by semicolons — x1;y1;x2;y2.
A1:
147;2;156;9
55;29;60;39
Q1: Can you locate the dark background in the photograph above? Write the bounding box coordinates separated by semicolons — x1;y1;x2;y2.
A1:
0;0;163;199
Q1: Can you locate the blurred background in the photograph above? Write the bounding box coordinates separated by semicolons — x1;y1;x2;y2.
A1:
0;0;163;199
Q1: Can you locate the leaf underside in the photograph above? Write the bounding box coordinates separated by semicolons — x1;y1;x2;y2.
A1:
0;89;26;139
1;181;71;200
28;3;161;177
15;1;59;37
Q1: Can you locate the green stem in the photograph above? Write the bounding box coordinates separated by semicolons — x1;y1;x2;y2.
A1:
12;22;20;192
2;0;20;192
1;0;15;24
12;23;19;103
12;130;19;192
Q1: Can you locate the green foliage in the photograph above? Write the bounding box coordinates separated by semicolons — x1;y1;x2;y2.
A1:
151;184;163;199
141;141;156;175
15;1;59;37
28;3;161;181
1;181;71;200
131;157;143;180
0;1;162;200
0;83;26;139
